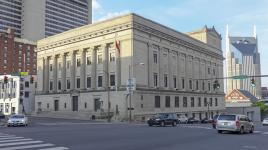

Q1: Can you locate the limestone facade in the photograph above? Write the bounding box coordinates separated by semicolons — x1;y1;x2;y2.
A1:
35;13;225;121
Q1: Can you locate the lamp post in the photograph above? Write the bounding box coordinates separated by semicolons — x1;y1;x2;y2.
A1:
99;69;111;122
128;62;144;123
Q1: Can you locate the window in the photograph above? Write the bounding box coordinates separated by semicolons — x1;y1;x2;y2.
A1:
47;103;49;109
204;98;207;106
196;80;199;90
49;81;53;91
77;78;80;89
84;102;87;109
153;73;158;87
67;79;70;89
87;56;92;65
155;96;160;108
191;97;194;107
215;98;218;106
87;77;91;88
198;97;201;107
58;63;62;70
208;82;211;91
97;54;102;64
182;78;185;89
110;52;115;62
202;82;205;91
210;98;213;106
110;74;115;86
164;74;168;87
213;68;216;76
183;97;187;107
50;64;53;71
58;81;61;90
153;53;157;63
141;95;143;100
24;92;29;98
98;76;103;87
25;81;29;88
76;58;81;67
64;103;67;109
189;80;192;90
208;67;210;74
165;96;170;107
67;61;71;69
141;104;143;108
173;76;177;88
175;97;180;107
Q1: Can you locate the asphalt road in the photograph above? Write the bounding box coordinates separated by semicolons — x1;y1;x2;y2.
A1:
0;117;268;150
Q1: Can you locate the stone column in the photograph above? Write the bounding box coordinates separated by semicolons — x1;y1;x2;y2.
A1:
91;48;97;89
44;56;50;92
70;51;76;90
53;55;58;92
102;44;108;88
116;42;121;89
80;49;86;90
61;53;67;91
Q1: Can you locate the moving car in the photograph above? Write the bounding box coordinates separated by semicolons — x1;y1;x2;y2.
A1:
147;113;178;127
201;118;213;124
262;118;268;126
7;114;28;127
216;114;254;134
177;115;188;124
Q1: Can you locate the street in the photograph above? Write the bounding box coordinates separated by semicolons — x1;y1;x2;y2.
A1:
0;118;268;150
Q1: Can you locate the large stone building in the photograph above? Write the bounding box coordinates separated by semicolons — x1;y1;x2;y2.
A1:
35;14;225;121
0;0;92;41
0;29;36;75
226;25;261;98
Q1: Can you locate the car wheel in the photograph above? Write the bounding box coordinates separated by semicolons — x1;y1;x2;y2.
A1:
240;127;244;134
177;120;181;124
172;121;177;127
148;124;152;127
7;125;10;127
160;121;165;127
218;130;222;133
250;126;254;133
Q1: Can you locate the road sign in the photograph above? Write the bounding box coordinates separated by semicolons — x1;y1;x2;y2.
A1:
232;75;248;79
20;72;29;76
126;78;136;93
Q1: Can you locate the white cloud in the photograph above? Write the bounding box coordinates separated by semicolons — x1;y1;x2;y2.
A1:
96;10;130;22
92;0;101;10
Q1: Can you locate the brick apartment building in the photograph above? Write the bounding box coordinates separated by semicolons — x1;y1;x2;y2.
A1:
0;29;37;75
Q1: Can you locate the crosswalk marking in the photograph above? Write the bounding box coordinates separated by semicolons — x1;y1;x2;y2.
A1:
0;138;33;143
39;147;69;150
0;140;43;147
0;143;54;150
262;132;268;134
0;133;68;150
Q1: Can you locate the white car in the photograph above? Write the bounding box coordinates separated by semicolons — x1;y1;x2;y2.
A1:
177;115;188;124
7;114;28;127
262;118;268;126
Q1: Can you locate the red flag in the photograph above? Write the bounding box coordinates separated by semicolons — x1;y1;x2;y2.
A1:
115;40;120;54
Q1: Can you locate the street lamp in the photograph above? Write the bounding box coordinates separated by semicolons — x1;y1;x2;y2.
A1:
128;62;144;123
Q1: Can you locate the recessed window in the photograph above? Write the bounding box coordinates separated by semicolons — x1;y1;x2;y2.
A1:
98;76;103;87
58;81;61;90
182;78;185;89
67;79;70;89
164;74;168;87
97;54;102;64
153;52;157;63
110;74;115;86
155;96;160;108
191;97;194;107
25;81;29;88
183;97;187;107
77;78;80;89
198;97;201;107
76;58;81;67
87;77;91;88
87;56;91;65
175;97;179;107
110;52;115;62
153;73;158;87
165;96;170;108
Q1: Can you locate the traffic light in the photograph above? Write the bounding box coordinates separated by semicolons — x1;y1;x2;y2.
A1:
250;78;256;87
4;76;8;84
213;80;220;90
30;76;34;84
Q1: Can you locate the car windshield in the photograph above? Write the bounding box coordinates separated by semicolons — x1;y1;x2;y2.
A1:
154;114;169;118
218;115;236;121
11;115;25;119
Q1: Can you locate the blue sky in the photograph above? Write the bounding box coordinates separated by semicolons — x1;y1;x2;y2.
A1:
92;0;268;87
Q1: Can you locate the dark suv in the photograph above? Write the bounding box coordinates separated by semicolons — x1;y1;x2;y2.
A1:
147;113;178;127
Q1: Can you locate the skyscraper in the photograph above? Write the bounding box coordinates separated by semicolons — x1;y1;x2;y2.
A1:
0;0;92;41
226;25;261;98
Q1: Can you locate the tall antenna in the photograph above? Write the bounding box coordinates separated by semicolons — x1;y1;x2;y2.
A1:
253;25;257;39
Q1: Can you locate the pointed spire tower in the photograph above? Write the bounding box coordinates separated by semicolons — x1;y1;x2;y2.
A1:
226;24;230;54
253;24;257;39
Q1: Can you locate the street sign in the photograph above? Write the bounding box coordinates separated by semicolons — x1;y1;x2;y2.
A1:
20;72;29;76
127;107;134;110
126;78;136;93
232;75;248;79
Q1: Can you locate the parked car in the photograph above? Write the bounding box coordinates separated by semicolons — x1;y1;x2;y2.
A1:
177;115;188;124
7;114;28;127
201;118;213;124
187;117;200;124
216;114;254;134
212;115;219;129
147;113;178;127
262;118;268;126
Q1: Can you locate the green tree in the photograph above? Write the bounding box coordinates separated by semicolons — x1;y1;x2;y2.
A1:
252;102;268;119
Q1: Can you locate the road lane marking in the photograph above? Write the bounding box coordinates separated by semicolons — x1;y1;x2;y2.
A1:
0;137;24;140
262;132;268;134
0;143;54;150
0;138;33;143
0;140;43;147
253;131;262;133
39;147;69;150
0;135;16;138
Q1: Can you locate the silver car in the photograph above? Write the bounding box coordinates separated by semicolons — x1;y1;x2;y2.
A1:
7;114;28;127
216;114;254;134
262;118;268;126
